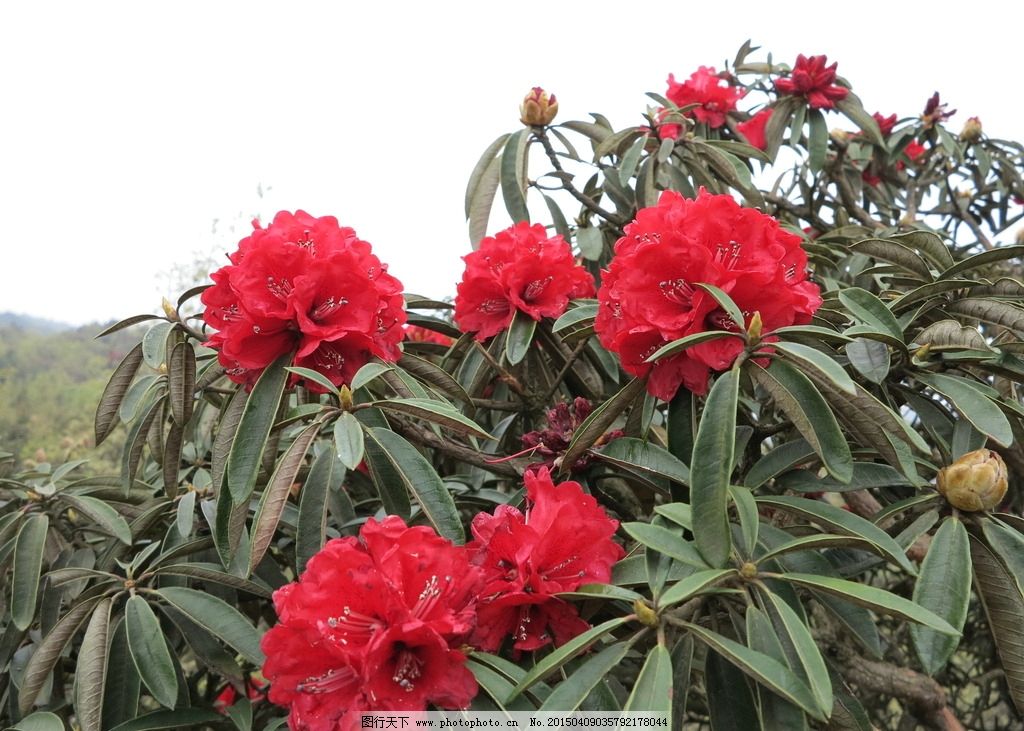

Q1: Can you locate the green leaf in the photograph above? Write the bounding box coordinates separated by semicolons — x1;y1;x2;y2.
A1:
226;353;290;504
505;310;536;366
757;495;915;574
76;598;113;731
151;563;271;597
332;411;365;470
557;584;644;602
623;523;707;569
366;428;463;542
838;287;904;342
284;367;339;396
807;108;827;172
845;338;890;383
658;568;734;608
836;96;884;146
696;283;747;336
372;398;492;440
106;709;225;731
538;642;631;712
95;343;144;446
156;587;264;665
705;649;762;731
103;618;141;728
248;423;320;574
296;446;337;573
945;298;1024;337
751;361;853;483
12;514;48;630
167;341;196;426
561;378;645;473
731;485;759;557
911;517;970;675
624;644;672;718
350;361;392;391
553;303;598;337
645;330;741;363
745;607;807;730
575;227;604;261
467;660;537;711
500;128;530;223
175;489;195;539
507;617;631;700
125;596;178;709
941;245;1024;280
981;518;1024;593
10;713;65;731
592;437;689;486
763;591;832;716
757;534;882;563
914;372;1013;447
465;133;511;218
691;368;739;567
683;622;824;720
778;574;957;634
850;238;933;280
773;341;857;395
58;494;132;545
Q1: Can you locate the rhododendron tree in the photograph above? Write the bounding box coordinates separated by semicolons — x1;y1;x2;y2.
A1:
5;40;1024;731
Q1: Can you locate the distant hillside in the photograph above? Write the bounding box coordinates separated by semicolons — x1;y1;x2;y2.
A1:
0;311;75;334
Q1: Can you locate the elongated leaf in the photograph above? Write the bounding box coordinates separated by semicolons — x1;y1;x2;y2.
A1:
507;617;630;699
284;366;339;396
102;618;142;730
397;353;470;404
696;283;747;335
752;361;853;483
226;353;290;504
557;584;644;602
756;495;915;574
838;287;903;342
982;518;1024;592
366;428;463;542
13;514;48;630
175;489;196;538
466;133;512;217
915;372;1013;447
505;310;536;366
763;591;832;716
893;230;955;270
125;596;178;708
659;568;733;608
646;330;741;363
107;709;225;731
19;597;101;713
623;523;706;568
58;494;131;545
156;587;264;664
941;245;1024;279
684;622;823;720
467;660;537;711
76;598;112;731
774;341;856;395
151;563;272;598
167;341;196;426
705;648;761;731
12;712;66;731
744;439;815;489
911;517;970;675
95;343;144;445
561;378;645;472
624;644;672;717
538;641;631;711
746;607;807;730
500;128;530;223
945;298;1024;337
373;398;492;439
971;534;1024;713
248;423;320;573
778;574;957;634
296;446;337;573
757;534;882;563
121;393;163;494
850;238;933;280
210;387;247;497
845;338;890;383
332;411;365;470
593;437;689;485
691;368;739;567
807;107;827;172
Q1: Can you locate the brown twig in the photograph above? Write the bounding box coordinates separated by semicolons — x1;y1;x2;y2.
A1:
389;416;525;478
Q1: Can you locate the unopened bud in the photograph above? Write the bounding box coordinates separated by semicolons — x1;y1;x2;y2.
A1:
158;363;168;375
739;562;758;579
936;448;1008;511
520;87;558;127
829;128;850;144
959;116;983;143
1016;229;1024;246
161;297;178;321
339;385;354;411
633;598;659;627
747;311;763;342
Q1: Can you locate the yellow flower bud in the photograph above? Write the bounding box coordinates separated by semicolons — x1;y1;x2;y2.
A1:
829;128;850;144
161;297;178;320
959;116;983;143
936;448;1008;512
633;598;659;627
747;311;763;342
339;385;354;412
739;562;758;580
520;87;558;127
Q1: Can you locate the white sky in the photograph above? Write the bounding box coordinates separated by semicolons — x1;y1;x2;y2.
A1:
1;1;1021;326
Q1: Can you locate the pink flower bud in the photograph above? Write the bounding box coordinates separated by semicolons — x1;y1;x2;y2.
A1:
520;87;558;126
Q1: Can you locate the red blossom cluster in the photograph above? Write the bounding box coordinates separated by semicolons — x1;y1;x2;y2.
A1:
666;66;745;129
737;108;773;151
594;190;821;400
201;211;406;390
261;470;622;728
774;54;849;110
454;222;595;340
520;397;622;474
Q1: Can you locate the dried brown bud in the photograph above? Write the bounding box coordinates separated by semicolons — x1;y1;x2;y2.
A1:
520;87;558;127
936;448;1008;511
959;116;983;143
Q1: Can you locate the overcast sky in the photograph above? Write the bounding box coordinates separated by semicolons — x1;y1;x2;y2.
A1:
1;1;1021;326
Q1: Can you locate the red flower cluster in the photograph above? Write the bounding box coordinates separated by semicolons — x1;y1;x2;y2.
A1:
594;190;822;400
201;211;406;390
666;67;745;129
468;468;624;651
454;222;595;340
737;108;773;151
872;112;898;137
774;54;849;110
521;398;622;474
262;517;482;730
262;476;624;726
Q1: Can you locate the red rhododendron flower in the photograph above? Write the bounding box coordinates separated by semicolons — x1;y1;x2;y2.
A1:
467;468;624;652
774;54;849;110
521;397;623;474
455;222;595;340
872;112;898;138
666;67;745;129
201;211;406;390
921;92;956;128
261;516;482;730
403;324;453;347
902;140;927;165
737;108;773;151
594;190;821;399
653;107;683;141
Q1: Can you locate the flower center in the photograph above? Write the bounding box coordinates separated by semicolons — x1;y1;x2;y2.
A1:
392;646;424;693
312;296;349;321
522;277;553;302
479;298;511;315
296;666;358;695
266;276;293;300
659;278;696;308
313;344;346;371
713;241;743;269
412;574;454;619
